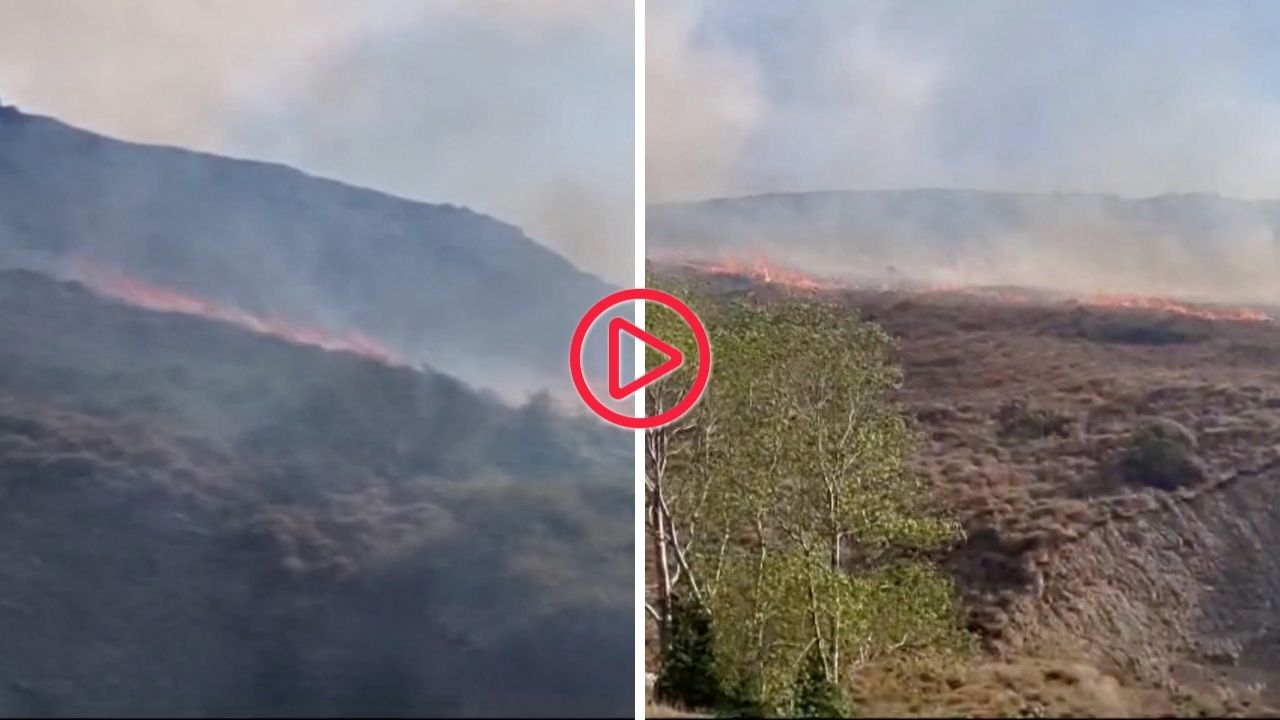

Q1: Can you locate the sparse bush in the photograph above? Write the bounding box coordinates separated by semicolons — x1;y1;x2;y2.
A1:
996;400;1074;442
1119;418;1206;490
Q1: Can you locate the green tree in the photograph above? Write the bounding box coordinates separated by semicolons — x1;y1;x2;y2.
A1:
645;275;721;658
646;277;965;713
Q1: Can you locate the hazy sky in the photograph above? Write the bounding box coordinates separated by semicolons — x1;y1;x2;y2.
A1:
649;0;1280;204
0;0;634;284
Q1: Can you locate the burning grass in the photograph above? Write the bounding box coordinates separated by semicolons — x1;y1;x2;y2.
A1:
654;253;1275;325
68;255;406;366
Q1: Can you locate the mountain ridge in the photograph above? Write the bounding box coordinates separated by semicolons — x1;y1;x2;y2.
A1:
0;106;579;266
649;187;1280;209
648;188;1280;307
0;104;619;398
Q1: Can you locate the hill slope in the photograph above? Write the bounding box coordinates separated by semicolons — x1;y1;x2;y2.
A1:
649;190;1280;306
0;104;618;395
0;269;631;716
654;262;1280;716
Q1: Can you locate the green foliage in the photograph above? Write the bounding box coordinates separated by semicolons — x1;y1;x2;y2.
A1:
718;674;769;718
647;276;968;714
657;595;723;709
1120;417;1205;490
794;643;845;717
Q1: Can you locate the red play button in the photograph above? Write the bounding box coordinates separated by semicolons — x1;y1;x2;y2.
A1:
569;288;711;430
607;317;683;400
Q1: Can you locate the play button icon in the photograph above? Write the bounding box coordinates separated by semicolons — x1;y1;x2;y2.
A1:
607;317;683;400
569;288;712;430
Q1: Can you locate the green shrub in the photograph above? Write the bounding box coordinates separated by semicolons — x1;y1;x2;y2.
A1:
1120;418;1205;490
657;595;723;709
793;644;845;717
718;675;768;718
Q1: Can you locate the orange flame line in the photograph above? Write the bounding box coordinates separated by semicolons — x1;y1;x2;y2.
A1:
664;252;1273;323
68;256;406;365
1082;293;1271;323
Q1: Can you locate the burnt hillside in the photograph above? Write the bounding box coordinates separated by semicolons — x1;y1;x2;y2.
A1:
0;269;631;717
0;106;620;396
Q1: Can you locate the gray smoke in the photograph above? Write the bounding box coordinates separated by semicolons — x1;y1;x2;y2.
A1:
0;0;633;285
647;0;1280;304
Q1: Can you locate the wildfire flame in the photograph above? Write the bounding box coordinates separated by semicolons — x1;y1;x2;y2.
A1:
69;256;406;365
679;253;833;291
1081;294;1271;323
663;252;1274;324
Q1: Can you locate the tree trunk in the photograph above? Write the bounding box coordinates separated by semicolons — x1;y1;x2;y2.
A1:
651;498;674;656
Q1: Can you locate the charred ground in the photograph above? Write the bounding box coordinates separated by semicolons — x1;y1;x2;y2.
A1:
653;262;1280;716
0;269;631;717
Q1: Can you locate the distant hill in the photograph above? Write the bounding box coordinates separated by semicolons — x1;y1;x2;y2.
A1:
648;189;1280;305
0;268;631;716
0;106;620;397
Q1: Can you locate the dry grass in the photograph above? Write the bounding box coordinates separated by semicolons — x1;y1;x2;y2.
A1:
651;264;1280;716
850;654;1247;718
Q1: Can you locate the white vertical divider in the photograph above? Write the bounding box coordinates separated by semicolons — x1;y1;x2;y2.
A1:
633;0;648;716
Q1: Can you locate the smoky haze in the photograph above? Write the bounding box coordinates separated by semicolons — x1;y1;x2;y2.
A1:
0;2;634;715
647;0;1280;304
649;191;1280;307
0;0;633;285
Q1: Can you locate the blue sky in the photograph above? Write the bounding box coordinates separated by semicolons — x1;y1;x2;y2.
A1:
0;1;634;283
649;0;1280;202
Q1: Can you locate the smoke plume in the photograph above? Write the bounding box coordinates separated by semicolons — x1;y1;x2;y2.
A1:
0;0;633;284
647;0;1280;304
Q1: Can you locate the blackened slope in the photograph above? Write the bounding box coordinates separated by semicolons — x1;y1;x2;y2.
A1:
0;269;631;716
0;269;626;481
0;108;616;392
0;398;633;717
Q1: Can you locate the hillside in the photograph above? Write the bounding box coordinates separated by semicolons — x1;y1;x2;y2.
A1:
652;261;1280;716
0;269;631;716
0;104;619;396
649;190;1280;307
